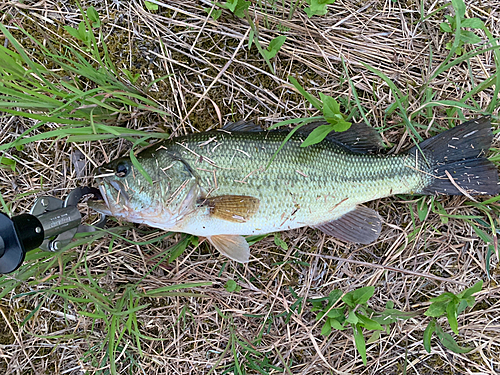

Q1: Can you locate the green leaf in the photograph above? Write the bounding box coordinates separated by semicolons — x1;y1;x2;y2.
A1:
311;300;324;313
0;47;24;75
432;200;448;224
326;307;344;319
353;324;367;365
245;233;268;246
167;235;190;263
64;25;82;40
248;28;254;50
321;319;332;336
327;289;344;305
77;21;88;42
346;309;359;324
425;301;448;317
304;0;335;18
122;68;141;84
445;15;456;27
300;124;334;147
461;18;485;29
451;0;466;19
79;310;106;319
87;6;101;27
145;1;159;11
223;0;250;18
329;317;346;330
428;292;455;303
273;233;288;250
319;93;339;117
342;286;374;308
233;1;251;18
372;308;417;325
319;93;351;131
446;300;459;335
0;156;16;172
129;151;153;185
440;22;452;33
225;279;241;293
423;320;436;353
366;330;380;344
417;197;429;221
204;8;222;20
190;236;199;247
458;280;483;299
460;30;482;44
225;0;239;12
471;224;491;243
457;299;469;315
331;118;351;132
356;313;383;331
304;5;327;18
262;35;287;60
439;331;472;353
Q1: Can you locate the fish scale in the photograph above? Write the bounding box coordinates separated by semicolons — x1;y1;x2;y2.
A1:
144;130;430;236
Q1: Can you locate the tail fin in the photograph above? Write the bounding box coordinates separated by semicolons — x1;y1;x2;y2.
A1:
414;116;499;195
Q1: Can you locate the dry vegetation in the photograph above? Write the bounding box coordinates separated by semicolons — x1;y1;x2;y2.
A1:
1;0;500;374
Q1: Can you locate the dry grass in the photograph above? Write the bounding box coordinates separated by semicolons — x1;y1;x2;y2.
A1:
1;0;500;374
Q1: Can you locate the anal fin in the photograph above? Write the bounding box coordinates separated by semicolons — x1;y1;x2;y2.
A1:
313;206;382;244
208;235;250;263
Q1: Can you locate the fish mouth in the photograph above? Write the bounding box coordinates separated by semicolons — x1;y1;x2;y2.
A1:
89;169;130;216
87;183;113;216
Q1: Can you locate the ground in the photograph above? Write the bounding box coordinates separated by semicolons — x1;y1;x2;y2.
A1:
0;0;500;374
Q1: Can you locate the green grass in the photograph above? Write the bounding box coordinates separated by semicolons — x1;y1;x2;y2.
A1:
0;9;171;152
0;226;210;374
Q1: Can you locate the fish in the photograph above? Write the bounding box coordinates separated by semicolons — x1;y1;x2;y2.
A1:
90;117;499;263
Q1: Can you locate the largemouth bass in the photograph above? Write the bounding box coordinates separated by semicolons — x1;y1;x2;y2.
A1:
90;117;499;262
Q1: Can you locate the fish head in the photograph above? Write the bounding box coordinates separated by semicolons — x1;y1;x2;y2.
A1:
90;154;199;230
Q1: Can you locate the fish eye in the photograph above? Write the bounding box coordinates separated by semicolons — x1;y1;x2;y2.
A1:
115;161;130;178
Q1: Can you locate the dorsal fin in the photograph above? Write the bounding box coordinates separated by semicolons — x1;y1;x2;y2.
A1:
295;121;385;154
223;119;384;154
222;120;262;132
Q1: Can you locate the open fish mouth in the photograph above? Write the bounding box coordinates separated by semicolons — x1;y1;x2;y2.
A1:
89;169;130;216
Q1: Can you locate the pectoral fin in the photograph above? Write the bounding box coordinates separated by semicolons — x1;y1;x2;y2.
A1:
200;195;260;223
313;206;382;244
208;235;250;263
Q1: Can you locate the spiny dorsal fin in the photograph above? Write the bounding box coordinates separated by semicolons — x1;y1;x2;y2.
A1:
295;121;385;154
199;195;260;223
208;235;250;263
313;206;382;244
222;120;262;132
223;119;384;153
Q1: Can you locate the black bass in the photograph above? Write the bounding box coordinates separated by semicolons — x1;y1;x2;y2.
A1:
90;117;499;262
